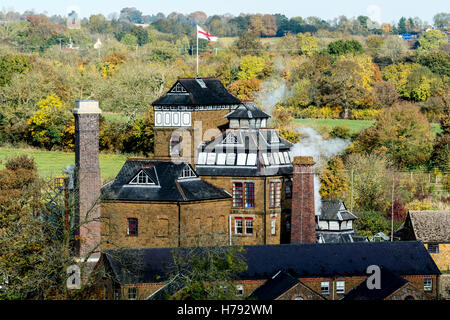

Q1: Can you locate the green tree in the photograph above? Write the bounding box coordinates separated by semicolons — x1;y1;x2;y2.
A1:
297;32;319;56
235;32;262;55
417;50;450;77
120;33;138;48
353;103;434;169
398;17;407;34
237;55;266;80
327;39;363;55
169;246;248;300
0;54;30;86
433;12;450;30
418;29;448;52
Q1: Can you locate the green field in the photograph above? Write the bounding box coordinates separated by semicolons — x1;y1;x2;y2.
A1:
0;147;127;182
295;118;442;135
295;118;375;134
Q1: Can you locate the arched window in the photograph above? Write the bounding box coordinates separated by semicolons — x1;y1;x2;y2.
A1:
404;295;415;300
169;135;180;157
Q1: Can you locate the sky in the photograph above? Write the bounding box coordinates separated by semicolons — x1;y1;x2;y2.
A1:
1;0;448;24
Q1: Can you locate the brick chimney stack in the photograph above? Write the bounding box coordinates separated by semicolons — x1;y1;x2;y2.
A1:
290;156;316;244
73;100;102;261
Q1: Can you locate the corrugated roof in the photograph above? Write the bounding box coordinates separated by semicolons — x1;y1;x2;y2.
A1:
102;242;440;284
101;159;231;202
152;78;241;106
408;210;450;243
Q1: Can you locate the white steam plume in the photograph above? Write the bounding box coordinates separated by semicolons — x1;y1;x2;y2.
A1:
291;127;351;215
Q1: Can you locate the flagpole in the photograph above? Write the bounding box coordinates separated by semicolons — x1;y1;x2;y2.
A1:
196;25;199;77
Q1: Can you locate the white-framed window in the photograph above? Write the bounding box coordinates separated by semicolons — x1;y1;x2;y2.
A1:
128;287;137;300
171;82;187;92
129;170;154;185
179;166;196;179
424;278;433;292
428;244;439;254
271;216;276;235
336;281;345;294
269;181;281;208
321;281;329;295
235;218;243;234
245;218;253;235
236;284;244;296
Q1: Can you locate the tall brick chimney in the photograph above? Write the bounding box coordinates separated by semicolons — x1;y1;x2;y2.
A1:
290;156;316;244
73;100;102;261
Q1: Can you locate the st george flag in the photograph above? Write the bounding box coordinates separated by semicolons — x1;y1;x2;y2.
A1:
197;25;218;41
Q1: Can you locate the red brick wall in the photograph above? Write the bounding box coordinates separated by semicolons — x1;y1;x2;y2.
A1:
291;158;316;244
74;112;101;259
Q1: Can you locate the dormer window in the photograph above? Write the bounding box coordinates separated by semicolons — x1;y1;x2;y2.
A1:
179;165;197;179
129;170;155;185
171;83;187;93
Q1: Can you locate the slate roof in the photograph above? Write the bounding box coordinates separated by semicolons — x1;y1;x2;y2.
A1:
101;159;231;202
101;242;440;284
249;270;324;300
225;102;270;120
319;200;357;221
407;210;450;243
342;267;409;300
152;78;241;106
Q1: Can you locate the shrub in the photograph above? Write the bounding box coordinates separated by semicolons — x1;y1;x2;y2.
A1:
26;94;71;150
329;126;351;139
351;109;380;120
385;200;406;223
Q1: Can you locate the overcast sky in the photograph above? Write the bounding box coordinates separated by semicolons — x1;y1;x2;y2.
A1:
1;0;448;24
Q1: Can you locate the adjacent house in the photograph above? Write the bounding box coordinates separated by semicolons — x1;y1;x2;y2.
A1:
395;210;450;271
96;241;440;300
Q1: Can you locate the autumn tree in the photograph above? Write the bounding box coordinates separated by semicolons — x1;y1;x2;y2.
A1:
320;156;348;200
26;94;71;150
353;102;434;169
168;246;248;300
317;59;367;118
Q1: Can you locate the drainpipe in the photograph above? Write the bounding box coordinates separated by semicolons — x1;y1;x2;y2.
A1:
177;202;181;247
229;215;232;246
332;278;335;301
264;176;267;245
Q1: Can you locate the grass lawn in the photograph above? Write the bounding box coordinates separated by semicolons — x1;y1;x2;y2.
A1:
294;118;374;134
0;147;128;182
294;118;442;135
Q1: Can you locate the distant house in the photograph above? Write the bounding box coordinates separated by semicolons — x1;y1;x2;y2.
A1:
395;210;450;271
316;200;367;243
95;241;440;300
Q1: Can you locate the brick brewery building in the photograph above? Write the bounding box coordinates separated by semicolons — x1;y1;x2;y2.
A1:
70;78;442;300
100;77;321;249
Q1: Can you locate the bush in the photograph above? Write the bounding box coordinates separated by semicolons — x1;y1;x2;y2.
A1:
296;106;342;119
353;211;392;238
351;109;380;120
385;200;406;223
329;126;351;139
26;94;71;150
